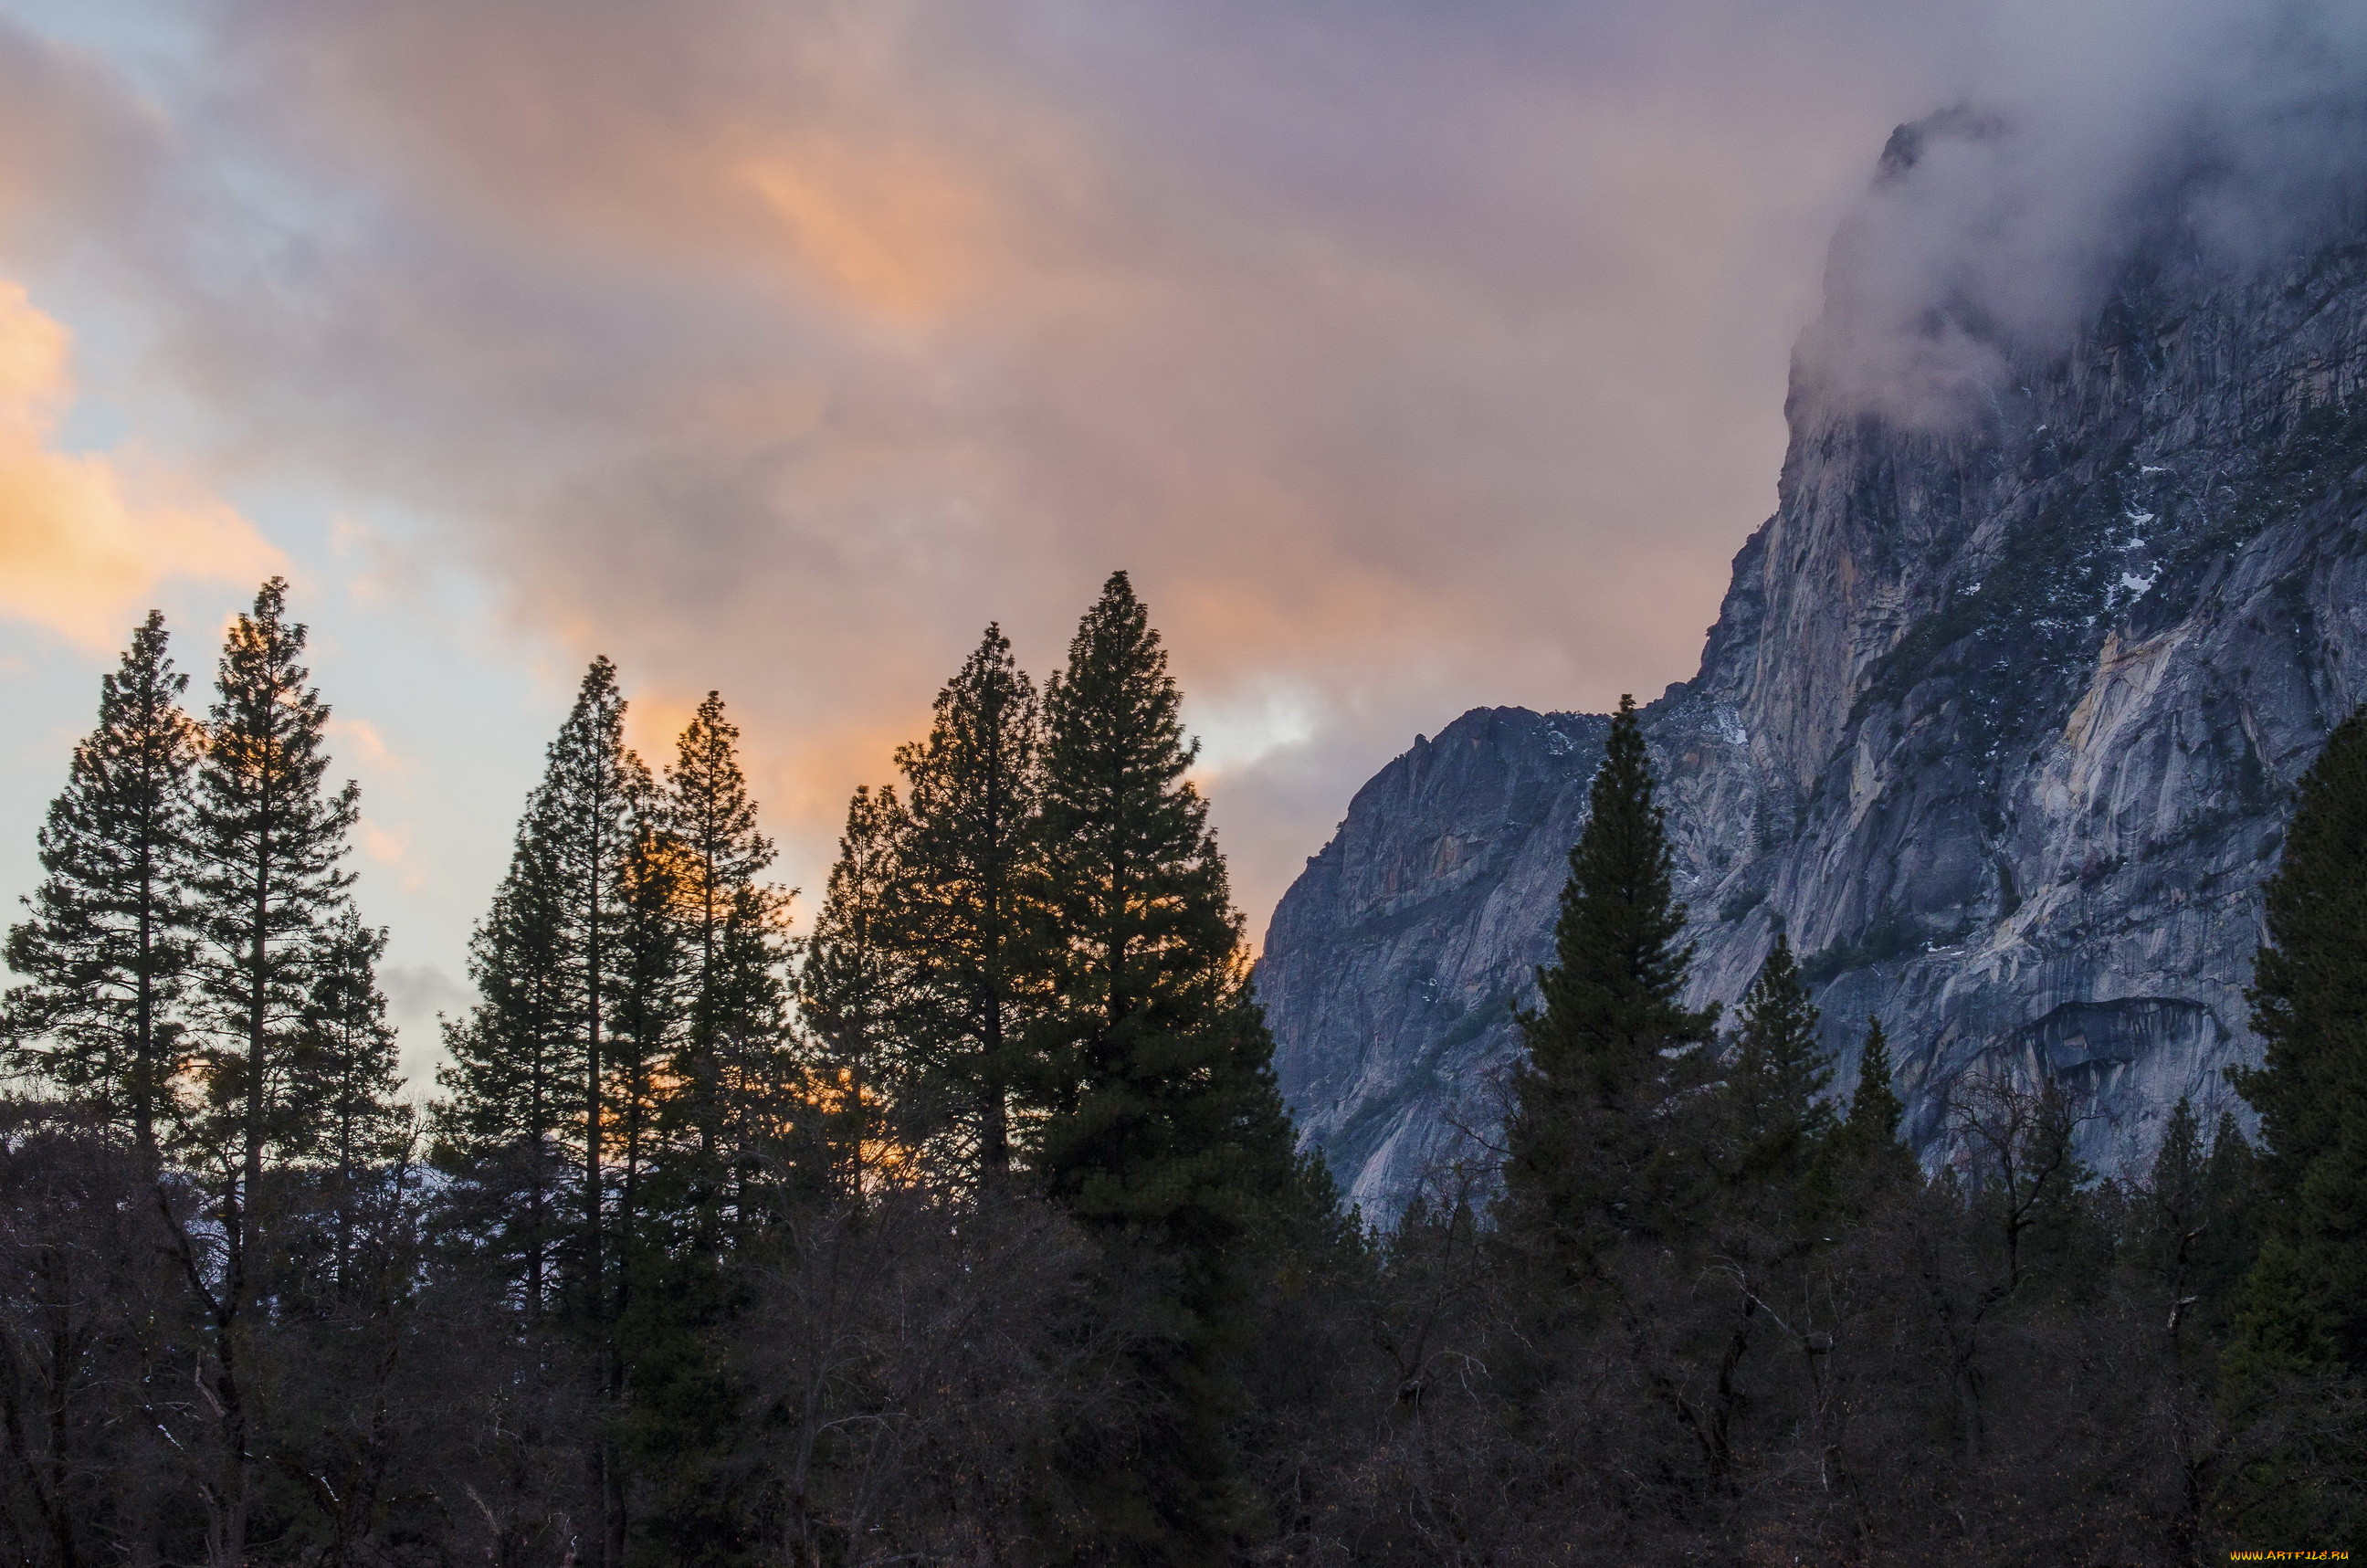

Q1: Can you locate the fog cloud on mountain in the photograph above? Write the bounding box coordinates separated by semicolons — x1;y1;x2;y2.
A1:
1802;0;2367;426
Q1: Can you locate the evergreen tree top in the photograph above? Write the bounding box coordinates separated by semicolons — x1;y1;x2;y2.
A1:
3;608;201;1155
1520;694;1716;1098
1734;933;1820;1062
198;578;352;836
889;622;1047;1181
1029;574;1300;1325
1043;572;1202;815
2207;1109;2253;1177
903;623;1036;765
802;784;910;1055
29;608;198;896
190;579;361;942
2230;702;2367;1377
668;689;773;889
95;610;197;765
1574;696;1693;999
1816;1015;1917;1200
1732;932;1836;1118
1727;931;1834;1179
1499;693;1717;1264
530;658;650;879
1847;1016;1904;1144
1042;574;1235;946
2152;1095;2204;1188
546;658;630;773
896;621;1041;892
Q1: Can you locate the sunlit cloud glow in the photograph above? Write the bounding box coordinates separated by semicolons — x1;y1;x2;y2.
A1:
4;0;2347;980
0;279;279;651
357;817;426;893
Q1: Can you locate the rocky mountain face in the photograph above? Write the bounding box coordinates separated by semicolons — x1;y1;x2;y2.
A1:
1260;158;2367;1217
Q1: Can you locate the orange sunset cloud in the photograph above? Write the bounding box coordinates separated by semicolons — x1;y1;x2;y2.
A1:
0;279;279;650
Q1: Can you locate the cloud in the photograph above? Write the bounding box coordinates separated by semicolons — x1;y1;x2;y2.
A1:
79;0;1954;930
330;714;413;778
0;21;160;264
1797;0;2367;425
0;278;279;650
8;0;2357;942
356;816;426;893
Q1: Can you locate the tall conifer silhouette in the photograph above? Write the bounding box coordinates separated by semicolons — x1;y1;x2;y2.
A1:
524;660;645;1308
1807;1016;1917;1221
2231;703;2367;1380
1827;1017;1914;1181
1724;931;1833;1190
801;784;911;1193
295;910;404;1171
1843;1018;1905;1150
5;611;199;1164
184;576;363;1561
534;658;648;1564
442;656;647;1563
1032;572;1299;1563
293;908;406;1296
437;824;572;1309
191;579;362;1184
1501;693;1718;1276
605;815;684;1268
663;693;785;1180
894;624;1042;1181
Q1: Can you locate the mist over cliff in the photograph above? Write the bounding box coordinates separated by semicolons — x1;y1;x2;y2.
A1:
1260;85;2367;1215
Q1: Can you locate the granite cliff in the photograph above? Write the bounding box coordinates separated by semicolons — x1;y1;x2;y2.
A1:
1260;127;2367;1216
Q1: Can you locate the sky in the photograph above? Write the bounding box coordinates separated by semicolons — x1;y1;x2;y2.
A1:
2;0;2351;1086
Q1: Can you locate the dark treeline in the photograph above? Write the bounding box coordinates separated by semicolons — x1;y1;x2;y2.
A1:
2;577;2364;1565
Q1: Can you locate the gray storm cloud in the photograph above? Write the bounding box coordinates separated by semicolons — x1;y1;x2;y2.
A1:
0;0;2359;936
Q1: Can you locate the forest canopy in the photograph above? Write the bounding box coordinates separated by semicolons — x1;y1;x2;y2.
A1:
3;578;2364;1565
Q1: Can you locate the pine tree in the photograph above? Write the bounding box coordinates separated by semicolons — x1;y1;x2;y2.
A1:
1499;693;1720;1277
436;830;572;1310
2230;703;2367;1379
4;611;199;1164
625;721;783;1568
1844;1018;1906;1150
1031;572;1300;1564
1814;1016;1918;1205
519;660;647;1312
189;578;363;1186
2207;1110;2255;1193
437;657;648;1563
696;879;800;1221
605;816;684;1268
2141;1096;2207;1279
730;873;797;1088
662;692;789;1198
1034;574;1299;1235
292;910;407;1296
799;784;910;1194
892;624;1042;1182
294;910;405;1177
527;657;649;1566
1724;931;1834;1191
184;576;363;1563
2193;1111;2261;1324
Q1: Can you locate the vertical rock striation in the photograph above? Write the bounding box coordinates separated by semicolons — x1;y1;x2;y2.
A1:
1261;159;2367;1217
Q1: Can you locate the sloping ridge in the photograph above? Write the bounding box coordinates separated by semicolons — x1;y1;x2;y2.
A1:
1260;198;2367;1217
